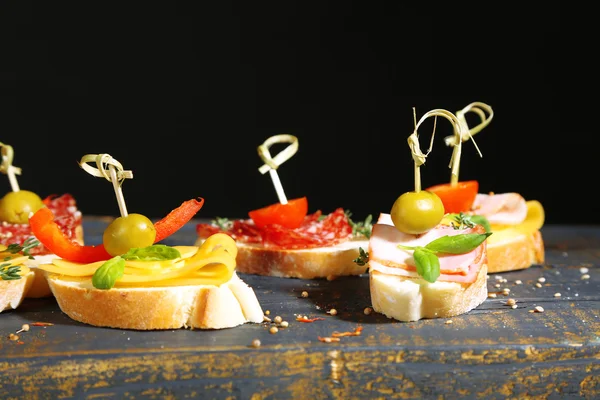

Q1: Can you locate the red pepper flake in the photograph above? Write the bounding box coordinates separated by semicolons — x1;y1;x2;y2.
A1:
331;326;363;338
296;316;325;323
318;336;341;343
31;322;54;327
17;341;25;345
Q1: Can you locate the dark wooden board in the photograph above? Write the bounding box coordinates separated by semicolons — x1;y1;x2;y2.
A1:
1;220;599;399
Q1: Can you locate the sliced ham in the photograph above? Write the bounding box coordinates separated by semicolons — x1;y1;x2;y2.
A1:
368;213;486;283
471;193;527;225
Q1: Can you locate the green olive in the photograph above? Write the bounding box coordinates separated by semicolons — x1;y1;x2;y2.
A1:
103;213;157;256
0;190;45;224
390;190;445;234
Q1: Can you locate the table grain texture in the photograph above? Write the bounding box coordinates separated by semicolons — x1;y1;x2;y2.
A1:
1;218;599;399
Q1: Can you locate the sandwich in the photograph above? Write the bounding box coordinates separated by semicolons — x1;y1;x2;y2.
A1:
29;153;263;330
195;134;372;280
0;141;83;300
426;101;545;273
196;202;372;280
362;107;492;322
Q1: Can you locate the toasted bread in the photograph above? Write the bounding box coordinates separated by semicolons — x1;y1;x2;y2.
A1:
46;272;264;330
486;230;544;273
195;237;369;280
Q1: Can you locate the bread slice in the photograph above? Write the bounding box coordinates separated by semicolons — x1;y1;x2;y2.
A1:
46;272;264;330
369;263;488;322
1;270;35;312
486;230;544;273
196;238;370;280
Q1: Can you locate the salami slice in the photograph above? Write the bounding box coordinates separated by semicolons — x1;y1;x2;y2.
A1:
196;208;353;250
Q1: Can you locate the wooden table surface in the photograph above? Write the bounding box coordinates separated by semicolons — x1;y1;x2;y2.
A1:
1;219;599;399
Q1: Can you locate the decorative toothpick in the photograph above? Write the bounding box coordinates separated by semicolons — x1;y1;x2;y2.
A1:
444;101;493;152
79;154;133;217
407;108;467;190
0;142;23;192
257;134;299;205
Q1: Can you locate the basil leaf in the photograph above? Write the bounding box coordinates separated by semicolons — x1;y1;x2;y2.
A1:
121;245;181;261
425;233;492;254
470;215;491;233
92;256;125;290
413;248;440;283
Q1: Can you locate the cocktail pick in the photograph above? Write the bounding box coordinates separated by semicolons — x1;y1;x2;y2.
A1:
408;108;467;189
79;154;133;217
444;101;493;150
0;142;23;192
257;134;299;205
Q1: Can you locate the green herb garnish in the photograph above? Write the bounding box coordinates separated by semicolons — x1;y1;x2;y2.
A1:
447;212;491;233
121;244;181;261
92;256;125;290
6;237;40;259
213;217;232;230
346;210;373;239
0;263;21;281
397;232;492;283
353;247;369;266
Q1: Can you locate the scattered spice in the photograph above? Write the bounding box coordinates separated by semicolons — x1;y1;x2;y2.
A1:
538;277;546;283
535;283;542;288
265;310;271;315
580;267;589;274
515;280;523;285
263;315;272;323
251;339;261;348
16;324;30;334
506;298;517;307
488;293;497;298
364;307;373;315
328;309;338;316
511;304;518;309
331;326;363;338
274;316;283;324
534;306;545;313
301;291;309;298
8;333;19;341
318;336;341;343
554;293;562;297
445;320;453;325
581;274;590;280
296;316;325;323
280;321;289;328
269;326;279;334
30;322;54;327
494;283;501;288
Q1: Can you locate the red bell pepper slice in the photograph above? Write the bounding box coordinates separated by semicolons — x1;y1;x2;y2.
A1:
29;197;205;263
154;197;204;242
426;180;479;214
29;207;112;263
248;197;308;229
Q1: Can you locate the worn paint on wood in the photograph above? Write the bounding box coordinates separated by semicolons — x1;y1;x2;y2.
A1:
1;221;599;399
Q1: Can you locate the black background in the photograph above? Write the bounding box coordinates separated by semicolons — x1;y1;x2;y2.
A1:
0;1;584;224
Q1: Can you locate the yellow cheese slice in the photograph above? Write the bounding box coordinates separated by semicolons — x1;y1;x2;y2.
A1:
487;200;545;245
36;233;237;288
